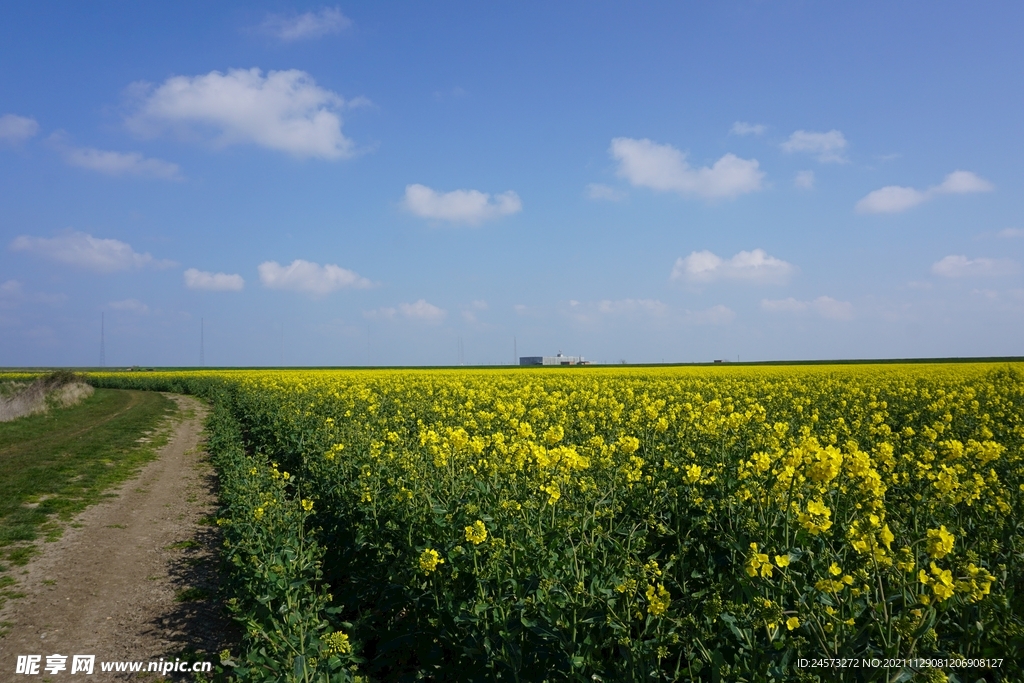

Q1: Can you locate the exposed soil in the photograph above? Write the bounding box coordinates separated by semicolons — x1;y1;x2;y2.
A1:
0;394;234;681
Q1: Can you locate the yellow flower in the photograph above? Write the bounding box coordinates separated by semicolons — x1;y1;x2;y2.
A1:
419;548;444;573
465;520;488;545
301;499;314;512
786;616;800;630
685;464;703;484
646;583;671;616
322;630;351;656
926;526;955;559
774;554;790;568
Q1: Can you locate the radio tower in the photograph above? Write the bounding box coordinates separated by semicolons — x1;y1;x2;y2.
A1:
100;312;106;367
200;318;205;367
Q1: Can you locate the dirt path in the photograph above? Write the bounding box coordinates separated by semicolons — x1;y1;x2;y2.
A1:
0;394;234;681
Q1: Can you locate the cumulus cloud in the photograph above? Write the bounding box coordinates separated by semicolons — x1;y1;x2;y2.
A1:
127;68;358;159
856;170;993;214
63;146;181;180
794;170;815;189
366;299;447;324
9;230;172;273
762;296;853;320
597;298;668;316
0;114;39;144
610;138;764;200
671;249;795;285
259;7;351;41
258;259;373;295
184;268;244;291
108;298;149;314
403;184;522;225
781;129;848;163
586;183;626;201
931;255;1018;278
997;228;1023;238
730;122;766;136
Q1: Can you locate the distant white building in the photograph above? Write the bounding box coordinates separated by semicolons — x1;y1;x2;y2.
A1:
520;353;589;366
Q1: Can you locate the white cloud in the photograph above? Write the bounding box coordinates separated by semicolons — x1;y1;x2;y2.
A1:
794;170;815;189
671;249;795;284
260;7;351;41
597;298;668;315
63;146;181;180
761;296;853;320
399;299;446;322
258;259;373;295
108;298;148;314
686;305;735;325
461;300;488;323
0;114;39;144
856;170;993;214
365;299;446;324
184;268;244;291
931;255;1018;278
730;121;766;136
997;228;1024;238
128;68;358;159
9;230;171;273
934;170;993;194
609;137;764;200
856;186;929;214
586;183;626;201
781;129;848;163
403;184;522;225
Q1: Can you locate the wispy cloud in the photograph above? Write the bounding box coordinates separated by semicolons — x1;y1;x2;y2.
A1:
610;137;764;199
10;230;173;273
586;183;626;201
365;299;447;324
61;144;182;180
259;7;351;41
127;68;361;160
931;255;1018;278
671;249;795;285
258;259;373;295
856;171;993;214
596;298;668;316
685;304;735;325
997;228;1023;239
730;121;766;136
794;170;815;189
781;129;848;163
761;296;853;320
184;268;244;291
108;298;149;314
403;184;522;225
0;114;39;144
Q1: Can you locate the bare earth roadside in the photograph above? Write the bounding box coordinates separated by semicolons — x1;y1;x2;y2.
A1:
0;393;234;681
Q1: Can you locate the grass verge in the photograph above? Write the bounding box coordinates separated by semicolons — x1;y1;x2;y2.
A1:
0;388;176;607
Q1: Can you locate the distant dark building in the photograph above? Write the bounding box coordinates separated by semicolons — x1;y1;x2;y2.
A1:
520;353;589;366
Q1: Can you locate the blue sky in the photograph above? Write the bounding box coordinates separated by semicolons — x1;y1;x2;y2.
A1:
2;2;1023;366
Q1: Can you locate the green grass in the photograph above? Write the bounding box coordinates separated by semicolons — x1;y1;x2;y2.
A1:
0;388;175;579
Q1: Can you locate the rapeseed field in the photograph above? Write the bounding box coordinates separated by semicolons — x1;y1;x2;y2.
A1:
91;363;1024;682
